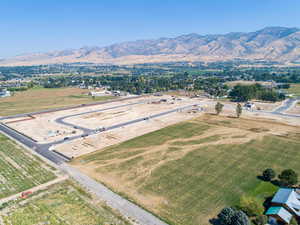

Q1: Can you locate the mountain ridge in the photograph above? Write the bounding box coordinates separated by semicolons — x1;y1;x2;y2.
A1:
1;26;300;66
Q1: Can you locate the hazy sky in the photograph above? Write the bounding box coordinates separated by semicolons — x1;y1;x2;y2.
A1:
1;0;300;58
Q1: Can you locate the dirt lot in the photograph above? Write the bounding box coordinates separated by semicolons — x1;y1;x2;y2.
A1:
55;108;201;158
2;96;141;143
6;113;82;143
252;100;282;111
65;96;201;129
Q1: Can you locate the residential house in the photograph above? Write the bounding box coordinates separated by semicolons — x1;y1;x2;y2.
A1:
266;188;300;224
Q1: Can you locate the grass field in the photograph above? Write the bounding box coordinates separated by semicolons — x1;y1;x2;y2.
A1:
0;134;56;198
287;83;300;97
0;87;116;116
1;181;130;225
72;114;300;225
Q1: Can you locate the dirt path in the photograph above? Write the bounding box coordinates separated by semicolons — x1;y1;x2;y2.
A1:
0;175;68;205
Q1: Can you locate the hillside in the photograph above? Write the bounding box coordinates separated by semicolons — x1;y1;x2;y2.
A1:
1;26;300;66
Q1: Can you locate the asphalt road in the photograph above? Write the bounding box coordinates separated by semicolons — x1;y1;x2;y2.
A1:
271;97;300;117
61;164;169;225
55;101;144;133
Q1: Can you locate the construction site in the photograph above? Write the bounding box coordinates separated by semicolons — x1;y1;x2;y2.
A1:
1;95;206;158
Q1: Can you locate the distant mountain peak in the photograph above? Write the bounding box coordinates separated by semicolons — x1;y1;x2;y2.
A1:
1;26;299;66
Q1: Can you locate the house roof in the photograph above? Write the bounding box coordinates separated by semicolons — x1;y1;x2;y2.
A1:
272;188;294;204
266;207;293;224
271;188;300;216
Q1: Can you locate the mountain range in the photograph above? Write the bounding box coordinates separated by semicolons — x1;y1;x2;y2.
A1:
1;26;300;66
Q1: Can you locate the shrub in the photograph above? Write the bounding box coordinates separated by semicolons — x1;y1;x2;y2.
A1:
253;215;268;225
262;168;276;181
239;195;264;216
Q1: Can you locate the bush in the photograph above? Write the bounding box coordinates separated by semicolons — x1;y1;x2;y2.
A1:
278;169;298;187
290;217;298;225
239;195;264;216
253;215;268;225
262;168;276;181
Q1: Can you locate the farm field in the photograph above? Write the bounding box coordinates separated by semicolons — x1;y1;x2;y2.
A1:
0;134;56;199
0;87;116;116
72;114;300;225
1;181;131;225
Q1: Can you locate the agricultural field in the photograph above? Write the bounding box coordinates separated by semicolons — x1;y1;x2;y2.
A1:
1;181;131;225
72;114;300;225
0;134;56;199
0;87;116;116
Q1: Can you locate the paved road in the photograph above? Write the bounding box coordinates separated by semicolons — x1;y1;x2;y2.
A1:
271;97;300;117
250;97;300;118
55;101;144;133
61;164;168;225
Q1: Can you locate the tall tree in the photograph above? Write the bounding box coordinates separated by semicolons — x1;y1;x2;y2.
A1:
278;169;298;187
236;103;242;118
215;102;224;115
217;207;250;225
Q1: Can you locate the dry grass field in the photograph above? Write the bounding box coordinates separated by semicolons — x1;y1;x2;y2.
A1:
0;87;115;116
72;114;300;225
1;181;130;225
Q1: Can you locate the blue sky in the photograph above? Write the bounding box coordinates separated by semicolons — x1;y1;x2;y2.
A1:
1;0;300;58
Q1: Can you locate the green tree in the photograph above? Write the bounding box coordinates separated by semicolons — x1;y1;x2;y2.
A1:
236;103;242;118
278;169;298;186
232;210;250;225
215;102;224;115
218;207;236;225
217;207;250;225
262;168;276;181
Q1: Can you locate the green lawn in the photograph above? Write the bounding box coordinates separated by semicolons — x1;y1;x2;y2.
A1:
0;134;56;198
73;116;300;225
287;84;300;97
0;87;116;116
142;136;295;225
1;181;130;225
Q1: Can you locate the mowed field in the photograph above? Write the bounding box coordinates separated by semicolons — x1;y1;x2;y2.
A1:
1;181;130;225
72;114;300;225
0;134;56;198
0;87;116;116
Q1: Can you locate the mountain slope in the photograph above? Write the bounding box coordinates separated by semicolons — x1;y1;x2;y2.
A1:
1;27;300;66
